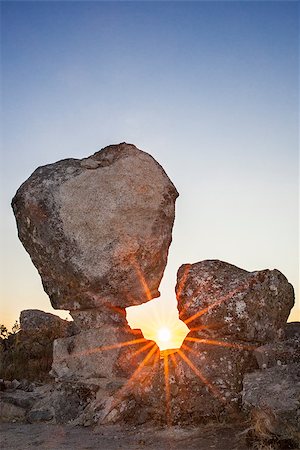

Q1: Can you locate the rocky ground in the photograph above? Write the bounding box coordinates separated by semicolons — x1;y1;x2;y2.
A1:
0;422;250;449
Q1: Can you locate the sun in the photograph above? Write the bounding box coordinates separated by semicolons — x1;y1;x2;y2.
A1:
126;296;189;351
157;327;171;348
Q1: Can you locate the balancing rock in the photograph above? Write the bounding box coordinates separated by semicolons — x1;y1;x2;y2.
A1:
12;143;178;311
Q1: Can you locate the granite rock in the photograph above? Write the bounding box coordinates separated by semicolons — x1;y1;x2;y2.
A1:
12;143;178;310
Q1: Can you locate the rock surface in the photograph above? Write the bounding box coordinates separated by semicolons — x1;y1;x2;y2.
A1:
242;363;300;445
176;260;294;343
20;309;71;335
283;321;300;340
70;307;127;330
12;143;178;310
116;331;257;426
51;326;154;383
254;340;300;369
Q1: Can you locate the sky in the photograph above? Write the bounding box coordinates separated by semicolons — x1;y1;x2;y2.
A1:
0;1;299;346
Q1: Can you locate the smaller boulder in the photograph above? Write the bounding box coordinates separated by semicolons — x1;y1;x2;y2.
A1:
0;402;26;422
176;260;294;343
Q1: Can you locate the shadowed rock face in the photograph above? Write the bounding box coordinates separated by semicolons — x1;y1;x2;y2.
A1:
176;260;294;343
12;143;178;310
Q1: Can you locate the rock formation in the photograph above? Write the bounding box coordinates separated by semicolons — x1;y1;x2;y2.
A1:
12;142;178;310
8;143;297;431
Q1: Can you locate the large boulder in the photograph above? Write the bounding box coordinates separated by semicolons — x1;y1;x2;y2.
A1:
176;260;294;343
12;143;178;310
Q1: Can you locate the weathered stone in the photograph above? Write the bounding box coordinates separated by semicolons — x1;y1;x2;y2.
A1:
242;363;300;444
0;389;40;411
0;402;26;422
11;379;21;390
51;326;150;383
283;321;300;339
20;309;70;335
12;143;178;310
254;335;300;369
0;310;78;383
27;408;53;423
70;307;127;330
4;381;12;390
176;260;294;343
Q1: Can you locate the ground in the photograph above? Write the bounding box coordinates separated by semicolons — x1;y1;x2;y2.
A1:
0;422;250;449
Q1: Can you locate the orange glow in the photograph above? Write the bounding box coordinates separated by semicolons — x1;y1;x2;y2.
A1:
124;257;189;350
127;300;189;350
68;337;148;360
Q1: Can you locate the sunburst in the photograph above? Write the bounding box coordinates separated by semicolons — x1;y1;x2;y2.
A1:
68;258;252;426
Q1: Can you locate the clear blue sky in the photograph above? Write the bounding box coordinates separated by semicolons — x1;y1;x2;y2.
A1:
1;1;299;330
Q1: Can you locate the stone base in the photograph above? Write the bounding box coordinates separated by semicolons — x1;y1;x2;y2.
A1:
51;325;150;383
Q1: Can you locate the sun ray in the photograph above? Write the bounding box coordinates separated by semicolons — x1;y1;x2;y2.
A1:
102;344;160;421
183;285;243;326
130;256;153;301
131;340;155;358
163;353;171;426
181;342;200;357
177;349;225;403
189;324;221;333
185;336;256;351
182;279;252;326
69;337;148;360
170;352;178;368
